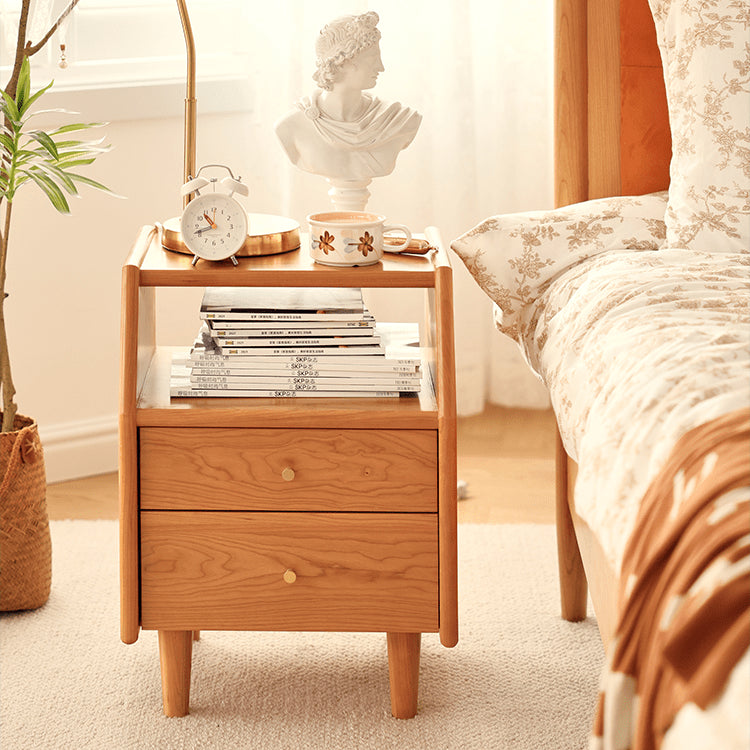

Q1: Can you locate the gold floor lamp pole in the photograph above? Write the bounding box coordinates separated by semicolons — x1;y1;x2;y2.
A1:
161;1;300;256
176;0;197;207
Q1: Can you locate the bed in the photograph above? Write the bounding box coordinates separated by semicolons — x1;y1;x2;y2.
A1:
450;0;749;747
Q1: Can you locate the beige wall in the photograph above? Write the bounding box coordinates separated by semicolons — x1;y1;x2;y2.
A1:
9;113;224;481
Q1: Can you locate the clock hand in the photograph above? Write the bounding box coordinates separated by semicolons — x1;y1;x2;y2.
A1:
203;212;218;229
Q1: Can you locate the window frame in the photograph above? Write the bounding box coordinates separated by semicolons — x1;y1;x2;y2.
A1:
0;0;251;121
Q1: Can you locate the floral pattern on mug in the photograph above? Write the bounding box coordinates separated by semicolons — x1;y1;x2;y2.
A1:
315;231;335;254
358;232;374;256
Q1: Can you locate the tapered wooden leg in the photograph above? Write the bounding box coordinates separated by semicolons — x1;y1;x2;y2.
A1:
387;632;421;719
158;630;193;717
555;428;588;621
193;630;200;641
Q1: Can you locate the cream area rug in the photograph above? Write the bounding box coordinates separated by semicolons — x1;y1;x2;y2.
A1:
0;521;604;749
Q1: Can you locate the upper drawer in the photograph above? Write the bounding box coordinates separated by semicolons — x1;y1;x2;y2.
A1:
139;427;437;512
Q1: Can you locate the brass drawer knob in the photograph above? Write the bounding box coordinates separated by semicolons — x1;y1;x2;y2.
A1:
283;569;297;584
281;467;295;481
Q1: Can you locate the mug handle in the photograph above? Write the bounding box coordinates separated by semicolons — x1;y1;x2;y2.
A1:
382;224;412;253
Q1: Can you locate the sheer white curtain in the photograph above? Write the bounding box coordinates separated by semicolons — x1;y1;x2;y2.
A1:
233;0;553;414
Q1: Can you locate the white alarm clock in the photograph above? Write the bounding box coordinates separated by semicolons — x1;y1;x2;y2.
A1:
179;164;249;265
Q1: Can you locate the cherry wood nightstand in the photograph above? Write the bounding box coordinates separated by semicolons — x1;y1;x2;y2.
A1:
119;226;457;718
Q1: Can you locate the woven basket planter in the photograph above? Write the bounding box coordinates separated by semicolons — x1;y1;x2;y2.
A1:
0;413;51;611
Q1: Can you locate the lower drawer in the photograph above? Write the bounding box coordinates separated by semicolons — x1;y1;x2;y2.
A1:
140;511;439;632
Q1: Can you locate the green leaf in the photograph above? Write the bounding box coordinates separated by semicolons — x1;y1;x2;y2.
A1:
10;173;27;192
0;132;14;154
15;57;32;115
29;131;60;160
22;79;55;115
35;163;78;195
22;109;81;127
56;138;109;154
1;60;111;212
20;168;71;213
48;122;105;136
53;142;110;160
8;149;38;168
55;158;97;170
52;144;93;157
0;89;20;124
15;145;44;159
67;173;113;194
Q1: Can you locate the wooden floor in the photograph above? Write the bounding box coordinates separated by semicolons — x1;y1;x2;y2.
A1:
45;405;557;524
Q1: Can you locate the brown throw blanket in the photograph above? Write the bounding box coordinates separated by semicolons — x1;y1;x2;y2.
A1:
593;408;750;750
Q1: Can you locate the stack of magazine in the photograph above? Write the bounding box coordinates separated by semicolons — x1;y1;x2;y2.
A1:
170;287;423;398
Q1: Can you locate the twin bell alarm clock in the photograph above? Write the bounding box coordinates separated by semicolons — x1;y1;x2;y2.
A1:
159;163;300;264
178;164;248;266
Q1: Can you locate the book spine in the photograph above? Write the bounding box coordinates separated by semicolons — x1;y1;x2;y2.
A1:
170;387;400;398
201;311;367;321
212;336;380;347
176;362;419;375
218;346;385;356
187;370;419;380
207;321;374;332
188;375;420;389
186;354;420;367
210;329;376;338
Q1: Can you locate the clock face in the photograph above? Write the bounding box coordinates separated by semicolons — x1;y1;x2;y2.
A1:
180;192;248;261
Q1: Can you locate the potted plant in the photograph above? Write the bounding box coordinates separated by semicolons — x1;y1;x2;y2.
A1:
1;0;110;611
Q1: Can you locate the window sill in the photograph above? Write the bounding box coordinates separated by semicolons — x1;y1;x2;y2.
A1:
43;76;252;122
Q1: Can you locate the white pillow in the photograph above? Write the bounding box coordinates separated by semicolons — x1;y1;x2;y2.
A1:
450;193;668;338
648;0;750;252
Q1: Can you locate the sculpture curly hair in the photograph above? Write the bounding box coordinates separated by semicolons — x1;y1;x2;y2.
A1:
313;11;381;91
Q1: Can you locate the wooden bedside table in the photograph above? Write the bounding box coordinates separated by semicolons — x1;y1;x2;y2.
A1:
119;226;457;718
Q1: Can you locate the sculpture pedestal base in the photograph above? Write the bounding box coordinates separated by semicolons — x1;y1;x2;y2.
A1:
327;179;371;212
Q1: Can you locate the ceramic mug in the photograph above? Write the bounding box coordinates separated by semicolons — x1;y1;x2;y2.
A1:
307;211;412;267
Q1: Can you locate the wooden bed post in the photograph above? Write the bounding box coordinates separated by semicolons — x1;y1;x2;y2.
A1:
555;428;588;621
554;0;590;623
550;0;673;637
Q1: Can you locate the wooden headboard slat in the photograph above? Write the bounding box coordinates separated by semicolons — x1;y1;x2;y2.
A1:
555;0;671;205
587;0;621;199
554;0;588;208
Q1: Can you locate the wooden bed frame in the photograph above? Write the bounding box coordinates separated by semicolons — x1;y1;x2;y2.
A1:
553;0;671;646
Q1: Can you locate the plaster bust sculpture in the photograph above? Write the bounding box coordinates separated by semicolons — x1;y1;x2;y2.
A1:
274;11;422;210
